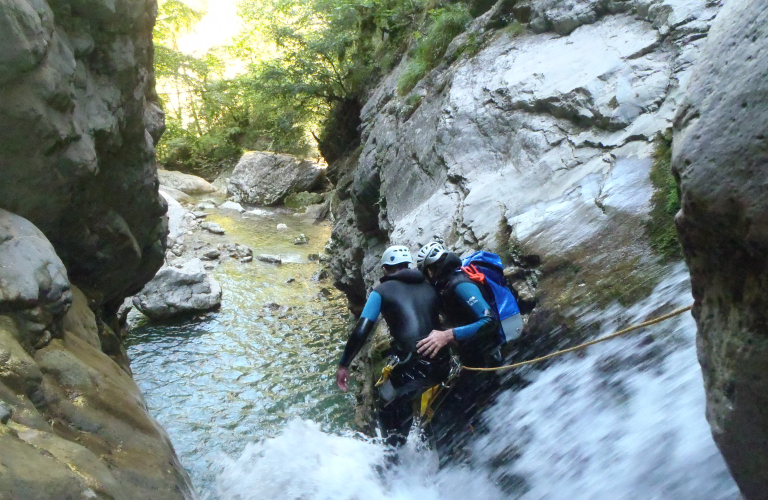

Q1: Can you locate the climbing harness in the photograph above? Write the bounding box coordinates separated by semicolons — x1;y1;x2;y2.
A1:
375;352;412;387
419;355;462;423
462;304;694;372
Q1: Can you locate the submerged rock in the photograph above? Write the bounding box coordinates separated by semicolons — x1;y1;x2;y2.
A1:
201;221;226;235
258;254;282;264
201;249;221;261
132;259;222;320
220;200;245;212
158;169;217;195
312;268;330;282
227;151;325;205
672;1;768;498
294;234;309;245
197;201;217;210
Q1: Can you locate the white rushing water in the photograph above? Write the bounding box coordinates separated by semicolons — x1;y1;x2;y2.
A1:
210;264;739;500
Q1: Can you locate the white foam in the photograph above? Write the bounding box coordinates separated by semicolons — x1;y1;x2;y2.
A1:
213;420;505;500
212;265;738;500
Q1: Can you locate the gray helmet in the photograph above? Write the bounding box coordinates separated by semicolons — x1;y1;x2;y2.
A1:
416;242;447;270
381;245;412;267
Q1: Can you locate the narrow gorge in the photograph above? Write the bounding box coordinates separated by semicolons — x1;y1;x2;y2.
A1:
1;0;767;499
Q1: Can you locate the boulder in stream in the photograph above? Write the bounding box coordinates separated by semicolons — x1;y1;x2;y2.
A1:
220;201;245;212
132;259;222;320
201;222;226;235
158;169;217;195
257;254;282;264
227;151;325;205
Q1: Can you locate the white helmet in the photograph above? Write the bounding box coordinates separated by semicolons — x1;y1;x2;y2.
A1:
381;245;412;267
416;242;447;270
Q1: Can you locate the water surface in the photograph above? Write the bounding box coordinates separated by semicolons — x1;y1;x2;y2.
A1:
127;205;354;494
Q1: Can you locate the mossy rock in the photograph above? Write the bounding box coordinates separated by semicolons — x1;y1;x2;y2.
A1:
284;191;325;209
646;130;682;261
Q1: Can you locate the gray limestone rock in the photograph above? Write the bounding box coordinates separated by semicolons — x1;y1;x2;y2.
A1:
132;259;222;320
220;200;245;212
329;1;721;312
160;191;189;247
672;1;768;498
201;222;226;235
201;249;221;261
0;0;167;314
257;254;282;264
0;209;72;331
227;151;325;206
234;244;253;259
158;169;217;195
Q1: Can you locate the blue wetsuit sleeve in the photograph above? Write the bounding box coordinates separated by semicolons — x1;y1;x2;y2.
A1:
361;292;382;321
339;292;380;367
452;282;495;342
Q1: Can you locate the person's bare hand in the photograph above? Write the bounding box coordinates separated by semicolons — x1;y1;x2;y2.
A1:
417;329;454;358
336;366;350;392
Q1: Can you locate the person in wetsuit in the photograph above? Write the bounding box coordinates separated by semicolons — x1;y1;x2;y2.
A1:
336;245;449;446
415;241;502;462
415;242;502;367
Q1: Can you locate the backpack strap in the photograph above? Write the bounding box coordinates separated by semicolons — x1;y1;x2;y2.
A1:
461;264;486;284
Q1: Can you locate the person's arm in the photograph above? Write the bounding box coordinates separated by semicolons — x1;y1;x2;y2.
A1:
337;292;381;391
451;282;497;343
417;282;498;358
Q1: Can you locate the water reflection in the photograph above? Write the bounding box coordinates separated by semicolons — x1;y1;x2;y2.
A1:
126;205;355;494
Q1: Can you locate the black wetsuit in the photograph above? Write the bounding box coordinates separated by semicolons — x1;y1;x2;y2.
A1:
339;268;449;445
428;253;502;463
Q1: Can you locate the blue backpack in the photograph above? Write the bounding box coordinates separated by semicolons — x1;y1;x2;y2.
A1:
461;251;523;344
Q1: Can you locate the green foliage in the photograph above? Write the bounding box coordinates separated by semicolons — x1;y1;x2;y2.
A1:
397;4;471;95
154;0;203;43
152;0;486;177
398;59;428;95
646;130;683;260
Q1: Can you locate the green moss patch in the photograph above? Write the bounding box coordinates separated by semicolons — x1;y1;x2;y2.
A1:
284;191;326;209
646;131;683;261
397;4;472;95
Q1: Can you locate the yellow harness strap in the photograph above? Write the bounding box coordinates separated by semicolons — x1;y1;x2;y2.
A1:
420;385;442;420
375;364;393;387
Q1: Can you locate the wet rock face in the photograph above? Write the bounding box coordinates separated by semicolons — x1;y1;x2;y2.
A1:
228;151;325;206
0;209;72;330
329;0;721;314
672;1;768;498
0;212;194;499
0;0;166;313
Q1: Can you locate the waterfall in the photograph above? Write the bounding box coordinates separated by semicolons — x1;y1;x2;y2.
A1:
211;264;739;500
